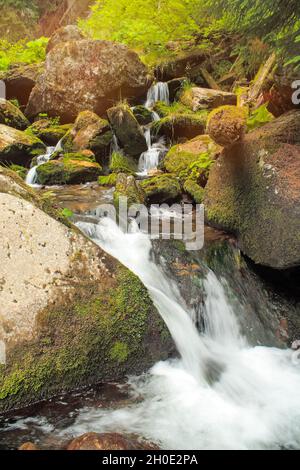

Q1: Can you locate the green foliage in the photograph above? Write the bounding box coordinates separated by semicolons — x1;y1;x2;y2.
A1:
0;37;48;71
247;104;274;131
59;208;74;219
109;152;137;175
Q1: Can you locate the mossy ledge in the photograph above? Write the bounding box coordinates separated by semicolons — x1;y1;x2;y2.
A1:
0;265;173;413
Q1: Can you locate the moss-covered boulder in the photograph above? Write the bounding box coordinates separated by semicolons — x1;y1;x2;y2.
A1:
109;151;138;175
207;105;247;147
98;173;118;187
180;87;237;112
113;173;144;209
26;119;72;146
205;110;300;269
139;174;181;205
152;112;207;141
0;169;173;412
107;104;147;157
0;124;46;167
36;153;103;185
0;99;30;130
132;105;153;126
62;111;113;164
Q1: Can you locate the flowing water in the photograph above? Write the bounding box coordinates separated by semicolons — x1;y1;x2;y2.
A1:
25;139;63;187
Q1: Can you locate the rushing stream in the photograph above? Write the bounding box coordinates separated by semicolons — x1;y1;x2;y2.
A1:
1;193;300;449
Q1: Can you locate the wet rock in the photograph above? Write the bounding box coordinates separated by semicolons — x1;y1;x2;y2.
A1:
0;124;46;166
26;40;152;123
36;153;103;185
0;63;44;107
27;119;72;146
46;25;84;53
109;151;138;175
0;99;29;130
67;432;159;451
207;105;247;147
107;104;147;157
19;442;39;451
132;105;153;126
139;174;181;205
181;87;237;112
0;168;174;412
205;110;300;269
167;77;187;102
62;110;113;164
114;173;144;208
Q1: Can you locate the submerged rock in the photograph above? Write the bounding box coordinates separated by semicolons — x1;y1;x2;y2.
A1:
67;432;159;451
36;153;103;185
205;110;300;269
181;87;237;112
207;105;247;147
62;111;113;164
0;99;29;130
26;40;151;122
0;168;173;412
0;124;45;166
139;174;181;205
107;104;147;157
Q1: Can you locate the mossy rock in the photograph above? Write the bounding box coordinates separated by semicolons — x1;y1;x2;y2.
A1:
139;174;181;205
109;152;138;175
0;99;30;130
36;153;103;185
98;173;118;187
152;112;207;142
207;105;248;147
26;119;72;146
183;178;205;204
113;173;144;209
0;124;46;167
132;105;153;126
7;164;27;180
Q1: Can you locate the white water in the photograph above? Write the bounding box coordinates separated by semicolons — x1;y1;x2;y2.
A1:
145;82;170;109
72;217;300;450
25;140;62;186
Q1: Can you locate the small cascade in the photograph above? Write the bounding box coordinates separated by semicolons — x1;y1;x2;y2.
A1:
25;139;62;187
145;82;170;109
138;82;170;175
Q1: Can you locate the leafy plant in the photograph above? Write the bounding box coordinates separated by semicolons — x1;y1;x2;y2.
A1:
247;104;274;131
0;37;48;71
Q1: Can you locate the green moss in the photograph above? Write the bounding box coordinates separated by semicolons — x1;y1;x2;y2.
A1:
132;105;153;125
25;123;72;146
113;174;144;209
110;341;129;363
183;178;205;203
98;173;118;187
8;164;27;180
207;105;248;126
109;151;137;175
139;174;181;204
152;111;207;140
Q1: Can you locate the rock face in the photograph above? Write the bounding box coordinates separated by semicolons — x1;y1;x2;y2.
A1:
0;99;29;130
181;87;237;112
207;106;247;147
46;25;84;53
205;111;300;269
36;153;103;185
67;433;159;451
0;168;174;412
26;40;152;123
0;124;45;166
0;63;44;107
62;111;113;164
107;105;147;157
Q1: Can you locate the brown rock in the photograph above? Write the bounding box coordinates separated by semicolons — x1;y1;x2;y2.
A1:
46;25;84;53
26;40;152;123
155;50;206;81
207;106;247;147
181;87;237;112
19;442;39;451
0;63;44;107
67;433;159;451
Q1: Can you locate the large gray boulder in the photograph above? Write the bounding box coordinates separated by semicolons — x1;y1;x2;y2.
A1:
205;111;300;269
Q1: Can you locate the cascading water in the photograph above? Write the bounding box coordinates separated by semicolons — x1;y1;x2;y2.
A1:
69;216;300;450
138;82;170;175
25;139;63;187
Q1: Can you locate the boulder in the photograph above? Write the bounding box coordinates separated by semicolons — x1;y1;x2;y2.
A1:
114;173;144;209
109;151;138;175
139;174;181;205
67;433;159;451
152;113;207;142
132;105;153;126
0;124;46;166
0;63;44;107
180;87;237;112
27;119;72;146
167;77;187;102
26;40;152;123
107;105;147;157
155;50;206;81
36;153;103;185
0;168;173;412
46;25;84;53
205;111;300;269
207;106;247;147
62;111;113;163
0;99;29;130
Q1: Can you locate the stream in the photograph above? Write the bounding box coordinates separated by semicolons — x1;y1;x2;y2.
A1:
1;183;300;450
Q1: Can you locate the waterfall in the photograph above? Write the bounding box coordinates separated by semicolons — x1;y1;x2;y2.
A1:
25;139;62;187
145;82;170;109
137;82;170;175
70;216;300;450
